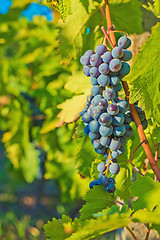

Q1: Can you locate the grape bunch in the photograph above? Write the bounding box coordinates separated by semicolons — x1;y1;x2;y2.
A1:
79;36;147;193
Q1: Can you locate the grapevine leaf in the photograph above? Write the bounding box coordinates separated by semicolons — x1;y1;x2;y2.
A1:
66;212;131;240
43;215;78;240
130;176;160;211
143;0;160;18
125;23;160;124
57;93;88;123
79;186;116;220
132;209;160;225
46;0;71;20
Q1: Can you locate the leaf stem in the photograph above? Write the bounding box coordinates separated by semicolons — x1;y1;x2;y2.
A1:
104;0;160;182
154;143;160;182
125;225;138;240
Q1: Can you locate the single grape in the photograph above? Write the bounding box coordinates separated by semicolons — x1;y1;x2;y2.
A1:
91;86;101;96
99;125;113;137
104;88;115;101
117;100;129;113
102;51;113;63
80;55;85;65
91;106;102;119
84;50;95;57
95;44;107;55
109;59;122;72
89;120;100;133
91;76;98;86
107;103;119;115
110;75;121;85
83;65;92;76
111;151;119;159
123;124;133;138
138;111;146;122
90;54;102;67
98;74;110;87
91;95;102;106
117;146;125;155
118;36;131;49
97;162;106;172
108;177;115;184
113;124;126;137
119;136;127;146
98;175;108;185
90;67;100;78
92;139;101;148
112;83;122;92
83;55;91;65
99;113;112;126
98;63;110;74
141;119;148;130
105;182;115;193
119;62;130;76
89;180;99;189
84;124;90;136
82;112;93;123
112;46;123;59
109;163;120;174
89;132;101;139
95;146;106;154
97;99;108;110
124;113;133;124
113;112;124;126
109;138;121;151
100;136;111;147
121;49;132;61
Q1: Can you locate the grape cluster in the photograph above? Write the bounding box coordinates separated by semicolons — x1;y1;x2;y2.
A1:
79;36;140;193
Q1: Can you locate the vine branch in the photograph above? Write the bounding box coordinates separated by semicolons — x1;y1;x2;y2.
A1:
104;0;160;182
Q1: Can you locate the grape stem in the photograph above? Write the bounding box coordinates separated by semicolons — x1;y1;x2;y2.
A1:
105;151;111;177
125;225;138;240
104;0;160;182
154;143;160;182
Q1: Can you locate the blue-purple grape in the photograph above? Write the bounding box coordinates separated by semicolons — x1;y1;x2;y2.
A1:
105;182;115;193
95;44;107;55
117;100;129;113
117;146;125;155
92;139;101;148
89;132;100;139
107;103;119;115
83;65;92;76
97;162;106;172
100;136;111;147
109;138;121;151
89;180;99;189
109;59;122;72
84;124;90;136
91;95;102;106
113;124;126;137
99;125;113;137
95;146;106;154
82;112;93;123
98;63;110;74
104;88;115;101
109;163;120;174
123;124;133;138
102;51;113;63
90;54;102;67
91;76;98;86
98;175;108;185
99;113;112;126
121;50;132;61
97;74;110;87
113;112;124;126
90;67;100;78
112;46;123;59
89;120;100;133
112;83;122;92
91;86;101;96
118;36;131;49
119;62;130;76
141;119;148;130
111;151;119;159
97;99;108;110
110;75;121;85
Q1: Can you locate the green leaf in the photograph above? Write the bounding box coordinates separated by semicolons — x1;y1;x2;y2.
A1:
66;212;131;240
44;215;77;240
79;186;116;220
143;0;160;18
132;209;160;225
130;176;160;211
125;23;160;124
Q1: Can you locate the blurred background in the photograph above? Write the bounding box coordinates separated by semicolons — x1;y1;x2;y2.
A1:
0;0;159;239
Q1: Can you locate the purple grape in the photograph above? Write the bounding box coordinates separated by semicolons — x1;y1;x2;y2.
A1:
123;124;133;138
90;54;102;67
92;139;101;148
102;51;113;63
112;46;123;59
83;65;92;76
82;112;93;123
113;124;126;137
111;151;119;159
91;106;102;119
91;95;102;106
99;125;113;137
97;162;106;172
105;182;115;193
112;83;122;92
89;180;99;189
108;177;115;184
119;62;130;76
117;146;125;155
113;112;124;126
97;99;108;110
110;75;121;85
98;63;110;74
119;136;127;146
99;113;112;126
121;50;132;61
118;36;131;49
90;67;100;77
84;124;90;136
89;120;100;133
107;103;119;115
141;119;148;130
117;100;129;113
80;55;85;65
100;136;111;147
95;44;107;55
109;138;121;151
109;59;122;72
84;50;95;57
104;88;115;101
103;150;109;158
97;74;110;87
89;132;101;139
91;76;98;86
95;146;106;154
91;86;101;96
98;175;108;185
124;113;132;124
109;163;120;174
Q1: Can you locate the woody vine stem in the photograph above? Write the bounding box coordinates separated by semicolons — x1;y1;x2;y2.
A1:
104;0;160;181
